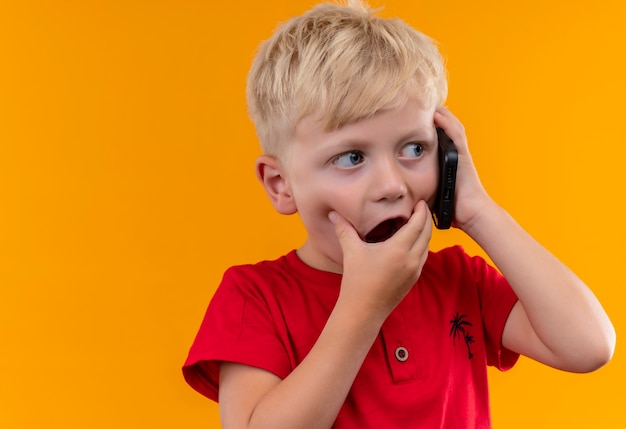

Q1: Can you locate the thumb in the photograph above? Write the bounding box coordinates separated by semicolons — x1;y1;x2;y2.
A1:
328;211;360;251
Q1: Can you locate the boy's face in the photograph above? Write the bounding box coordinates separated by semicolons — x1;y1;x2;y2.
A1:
279;98;438;273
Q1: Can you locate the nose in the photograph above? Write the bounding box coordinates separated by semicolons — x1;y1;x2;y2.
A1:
369;158;408;202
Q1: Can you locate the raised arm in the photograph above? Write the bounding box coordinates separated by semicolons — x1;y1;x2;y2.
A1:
219;201;432;429
434;108;615;373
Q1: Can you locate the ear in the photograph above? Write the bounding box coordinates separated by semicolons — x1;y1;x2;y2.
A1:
255;154;297;215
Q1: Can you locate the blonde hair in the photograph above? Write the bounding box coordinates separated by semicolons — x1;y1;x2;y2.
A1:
246;0;448;157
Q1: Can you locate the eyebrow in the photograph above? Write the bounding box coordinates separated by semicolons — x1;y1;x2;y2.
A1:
338;126;434;144
392;127;437;145
402;127;435;141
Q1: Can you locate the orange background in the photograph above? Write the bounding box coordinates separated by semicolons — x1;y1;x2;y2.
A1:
1;0;624;427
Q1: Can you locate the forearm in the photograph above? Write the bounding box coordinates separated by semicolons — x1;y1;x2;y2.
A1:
222;203;431;429
464;199;615;370
245;297;386;429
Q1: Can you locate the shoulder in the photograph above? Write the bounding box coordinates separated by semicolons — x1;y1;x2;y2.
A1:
426;244;469;263
224;251;294;277
421;245;510;299
219;250;341;298
425;245;497;278
423;245;475;278
219;251;298;292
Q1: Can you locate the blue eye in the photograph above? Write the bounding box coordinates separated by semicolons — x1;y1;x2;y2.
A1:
333;151;364;168
400;143;424;158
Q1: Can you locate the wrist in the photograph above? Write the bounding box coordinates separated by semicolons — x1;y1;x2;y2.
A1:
334;289;392;330
459;197;506;240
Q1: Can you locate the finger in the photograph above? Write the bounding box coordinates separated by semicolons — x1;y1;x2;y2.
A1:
413;205;433;251
434;109;466;145
408;200;432;245
403;203;432;272
328;211;361;252
388;200;430;248
434;106;462;127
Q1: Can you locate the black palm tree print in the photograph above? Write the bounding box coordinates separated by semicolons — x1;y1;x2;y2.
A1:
463;332;475;359
450;312;474;359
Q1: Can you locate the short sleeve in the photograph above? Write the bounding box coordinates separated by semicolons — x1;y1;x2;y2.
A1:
469;252;520;370
182;267;292;401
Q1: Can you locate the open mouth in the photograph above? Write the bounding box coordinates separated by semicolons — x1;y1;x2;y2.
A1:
364;217;408;243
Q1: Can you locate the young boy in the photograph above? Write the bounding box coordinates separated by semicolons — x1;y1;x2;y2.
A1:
183;1;615;427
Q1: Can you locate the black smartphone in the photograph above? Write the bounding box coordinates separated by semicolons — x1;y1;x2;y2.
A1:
432;127;458;229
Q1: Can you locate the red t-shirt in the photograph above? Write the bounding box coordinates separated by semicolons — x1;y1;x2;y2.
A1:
183;246;519;428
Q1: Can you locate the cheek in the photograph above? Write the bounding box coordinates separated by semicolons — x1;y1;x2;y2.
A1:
293;180;360;227
293;170;355;208
305;187;357;218
411;163;439;205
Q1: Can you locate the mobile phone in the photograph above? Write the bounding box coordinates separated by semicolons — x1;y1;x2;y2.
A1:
432;127;458;229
